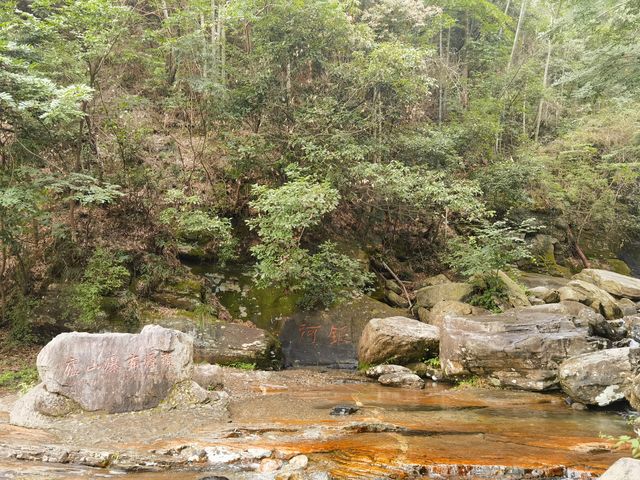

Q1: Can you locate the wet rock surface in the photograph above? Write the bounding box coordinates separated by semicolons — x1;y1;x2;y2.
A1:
440;307;604;391
377;372;425;389
0;368;631;479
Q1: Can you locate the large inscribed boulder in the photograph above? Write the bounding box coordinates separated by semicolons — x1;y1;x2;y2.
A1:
36;325;193;413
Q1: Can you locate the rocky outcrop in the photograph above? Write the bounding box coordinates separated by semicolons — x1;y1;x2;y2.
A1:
599;458;640;480
528;286;560;304
573;269;640;300
151;316;281;369
358;316;439;365
525;301;622;340
518;271;569;290
420;300;488;329
193;363;224;390
627;374;640;410
280;296;404;368
564;280;622;319
439;307;605;391
625;315;640;343
415;283;473;309
617;298;638;317
558;348;640;406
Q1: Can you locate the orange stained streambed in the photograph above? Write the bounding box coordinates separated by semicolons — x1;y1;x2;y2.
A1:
0;380;633;479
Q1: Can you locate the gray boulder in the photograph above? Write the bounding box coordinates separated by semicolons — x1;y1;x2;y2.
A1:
440;307;604;391
365;364;412;379
566;279;622;319
33;325;193;414
377;372;424;389
151;316;281;369
528;286;560;304
9;384;78;428
599;458;640;480
420;300;487;329
415;282;473;309
358;316;439;365
573;269;640;300
559;348;640;406
618;298;638;317
193;363;224;390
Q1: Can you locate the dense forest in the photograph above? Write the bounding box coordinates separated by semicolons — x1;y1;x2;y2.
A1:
1;0;639;340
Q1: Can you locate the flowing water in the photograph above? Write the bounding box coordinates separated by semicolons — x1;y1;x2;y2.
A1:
0;377;633;480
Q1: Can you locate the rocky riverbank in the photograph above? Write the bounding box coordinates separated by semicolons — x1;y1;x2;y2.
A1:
0;366;635;479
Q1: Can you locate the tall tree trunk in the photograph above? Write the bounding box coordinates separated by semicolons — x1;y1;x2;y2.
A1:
508;0;528;70
161;0;177;86
438;25;444;124
535;3;560;142
498;0;512;38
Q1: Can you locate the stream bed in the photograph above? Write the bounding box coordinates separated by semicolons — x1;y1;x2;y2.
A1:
0;369;633;480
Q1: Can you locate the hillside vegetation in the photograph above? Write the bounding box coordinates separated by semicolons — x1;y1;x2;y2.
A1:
1;0;639;338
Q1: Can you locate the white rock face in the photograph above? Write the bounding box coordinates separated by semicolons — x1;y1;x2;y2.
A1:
574;269;640;300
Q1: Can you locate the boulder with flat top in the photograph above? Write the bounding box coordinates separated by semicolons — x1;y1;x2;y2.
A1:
573;269;640;300
440;307;606;391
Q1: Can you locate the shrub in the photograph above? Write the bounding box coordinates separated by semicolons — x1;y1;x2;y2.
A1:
73;248;130;326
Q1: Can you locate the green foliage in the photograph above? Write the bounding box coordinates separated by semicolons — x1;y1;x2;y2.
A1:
468;275;508;313
603;434;640;459
72;248;130;326
425;357;441;369
6;295;38;344
228;361;256;371
0;367;38;392
248;170;372;309
453;375;494;390
160;189;236;263
447;219;538;278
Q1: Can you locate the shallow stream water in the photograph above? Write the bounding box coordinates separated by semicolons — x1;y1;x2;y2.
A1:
0;378;633;480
